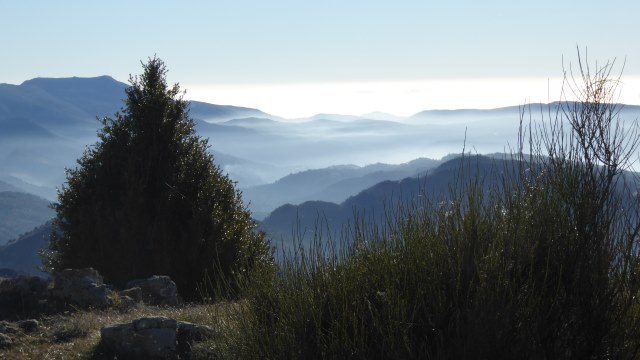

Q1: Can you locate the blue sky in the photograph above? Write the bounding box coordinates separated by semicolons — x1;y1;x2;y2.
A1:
3;1;640;117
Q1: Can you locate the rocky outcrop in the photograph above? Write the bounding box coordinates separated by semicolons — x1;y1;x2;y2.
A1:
176;320;215;355
0;268;185;320
0;276;50;319
50;268;113;309
126;276;182;307
101;317;178;359
100;316;214;359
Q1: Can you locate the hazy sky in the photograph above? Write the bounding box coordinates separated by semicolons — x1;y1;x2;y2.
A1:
3;1;640;117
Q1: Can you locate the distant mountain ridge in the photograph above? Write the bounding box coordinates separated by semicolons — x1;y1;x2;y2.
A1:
260;153;640;249
4;74;640;200
20;76;128;119
0;76;285;197
260;155;533;247
2;75;640;251
1;76;279;129
188;102;279;123
244;157;441;219
409;102;640;121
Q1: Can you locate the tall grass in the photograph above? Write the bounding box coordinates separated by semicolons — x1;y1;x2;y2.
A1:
221;53;640;359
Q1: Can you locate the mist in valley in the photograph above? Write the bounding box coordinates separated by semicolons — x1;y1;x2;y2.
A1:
0;76;530;199
2;77;640;209
2;76;640;262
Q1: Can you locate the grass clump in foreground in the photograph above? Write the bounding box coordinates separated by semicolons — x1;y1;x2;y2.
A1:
222;55;640;359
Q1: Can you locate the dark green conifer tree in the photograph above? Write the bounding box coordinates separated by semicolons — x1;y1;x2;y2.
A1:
46;57;271;299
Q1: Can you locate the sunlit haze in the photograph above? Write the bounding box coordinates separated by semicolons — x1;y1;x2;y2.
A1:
184;76;640;119
3;0;640;117
2;0;640;194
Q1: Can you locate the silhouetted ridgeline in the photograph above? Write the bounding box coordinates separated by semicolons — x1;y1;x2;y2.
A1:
260;154;640;250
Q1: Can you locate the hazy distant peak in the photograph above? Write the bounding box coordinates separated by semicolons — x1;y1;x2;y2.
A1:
188;101;279;123
19;76;128;100
408;102;603;119
10;75;129;121
21;75;122;86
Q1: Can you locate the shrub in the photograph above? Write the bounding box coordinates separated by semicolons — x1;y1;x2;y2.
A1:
227;52;640;358
45;57;272;300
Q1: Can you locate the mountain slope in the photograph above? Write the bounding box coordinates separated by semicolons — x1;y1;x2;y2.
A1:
0;192;54;246
188;101;278;123
0;222;51;277
260;155;516;248
21;76;128;119
0;76;281;192
244;158;441;219
0;180;22;193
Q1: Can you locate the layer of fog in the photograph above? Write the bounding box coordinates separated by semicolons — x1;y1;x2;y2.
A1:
4;103;639;205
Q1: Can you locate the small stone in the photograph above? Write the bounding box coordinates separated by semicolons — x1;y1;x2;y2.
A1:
16;319;39;332
120;287;143;302
126;276;182;307
51;268;113;309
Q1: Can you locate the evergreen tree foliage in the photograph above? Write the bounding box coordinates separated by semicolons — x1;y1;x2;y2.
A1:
46;57;271;300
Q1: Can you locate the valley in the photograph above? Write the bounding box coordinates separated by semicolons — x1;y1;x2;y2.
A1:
2;76;640;277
